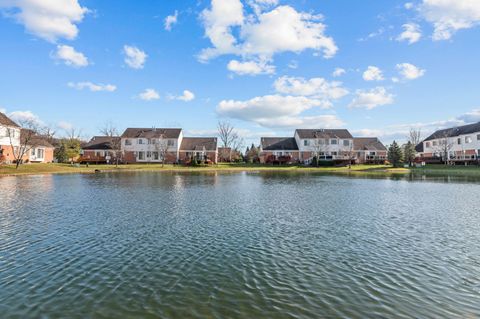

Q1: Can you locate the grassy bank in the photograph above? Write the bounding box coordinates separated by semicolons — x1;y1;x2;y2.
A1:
0;163;408;177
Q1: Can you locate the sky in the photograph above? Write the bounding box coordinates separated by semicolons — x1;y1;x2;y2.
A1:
0;0;480;145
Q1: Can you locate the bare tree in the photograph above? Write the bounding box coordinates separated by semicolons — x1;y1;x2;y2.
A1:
100;122;122;167
345;140;356;168
409;128;422;147
153;134;168;167
6;119;41;169
217;121;245;162
311;136;329;166
433;131;454;165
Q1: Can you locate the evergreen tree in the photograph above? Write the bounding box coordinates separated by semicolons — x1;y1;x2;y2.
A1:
403;141;416;166
388;141;404;167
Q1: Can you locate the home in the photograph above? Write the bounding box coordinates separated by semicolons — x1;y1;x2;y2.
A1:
0;112;20;163
294;129;355;164
24;133;55;163
353;138;387;164
179;137;218;164
80;136;122;164
121;128;183;164
418;122;480;164
259;137;299;164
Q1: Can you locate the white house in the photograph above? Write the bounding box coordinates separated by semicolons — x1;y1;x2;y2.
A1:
294;129;355;163
420;122;480;163
0;112;21;163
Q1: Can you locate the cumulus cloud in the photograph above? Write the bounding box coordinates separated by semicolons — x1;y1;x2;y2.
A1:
67;82;116;92
349;87;394;110
227;59;275;75
397;23;422;44
171;90;196;102
53;45;89;67
199;1;337;63
8;110;43;126
457;108;480;123
396;63;426;80
57;121;73;130
138;89;160;101
273;76;348;107
165;10;178;31
123;45;147;69
216;94;341;128
362;66;384;81
332;68;346;77
419;0;480;40
0;0;88;42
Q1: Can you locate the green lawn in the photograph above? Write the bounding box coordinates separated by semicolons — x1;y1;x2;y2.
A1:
0;163;406;177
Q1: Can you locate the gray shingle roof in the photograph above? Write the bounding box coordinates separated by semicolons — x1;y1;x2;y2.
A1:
261;137;299;151
295;129;353;139
0;112;19;128
424;122;480;141
82;136;120;150
121;128;182;139
353;138;387;151
415;143;424;153
180;137;217;151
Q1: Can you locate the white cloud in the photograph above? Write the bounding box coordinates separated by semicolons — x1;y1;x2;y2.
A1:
349;87;394;110
138;89;160;101
0;107;6;114
57;121;73;130
123;45;147;69
396;63;426;80
363;66;384;81
53;45;89;67
227;59;275;75
175;90;196;102
287;60;298;69
216;94;339;129
419;0;480;40
397;23;422;44
332;68;346;77
273;76;348;108
0;0;88;42
457;108;480;123
199;1;337;63
67;82;116;92
165;10;178;31
8;110;43;125
405;2;414;10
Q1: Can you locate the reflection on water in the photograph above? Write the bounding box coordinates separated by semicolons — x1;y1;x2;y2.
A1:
1;172;480;318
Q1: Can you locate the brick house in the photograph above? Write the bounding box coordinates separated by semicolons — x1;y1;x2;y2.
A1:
353;138;387;164
80;136;121;164
259;137;299;164
121;128;183;164
179;137;218;164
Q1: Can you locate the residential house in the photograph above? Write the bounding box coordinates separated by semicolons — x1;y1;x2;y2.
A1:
294;129;355;163
121;128;183;163
24;133;54;163
179;137;218;164
259;137;299;164
353;138;387;164
418;122;480;164
80;136;121;164
0;112;20;163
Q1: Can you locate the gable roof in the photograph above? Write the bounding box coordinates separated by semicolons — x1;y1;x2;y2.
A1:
424;122;480;141
415;142;424;153
20;129;54;148
261;137;299;151
121;128;182;139
82;136;120;150
295;129;353;139
353;137;387;151
180;137;217;151
0;112;20;128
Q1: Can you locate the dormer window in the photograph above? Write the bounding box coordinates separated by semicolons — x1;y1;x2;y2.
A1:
304;140;309;146
138;139;143;145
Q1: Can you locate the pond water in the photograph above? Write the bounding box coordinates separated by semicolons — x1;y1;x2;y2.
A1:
1;172;480;318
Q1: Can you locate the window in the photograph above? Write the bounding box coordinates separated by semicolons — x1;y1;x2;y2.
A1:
304;140;309;146
426;142;430;148
331;139;338;145
343;140;350;147
465;136;472;144
331;151;338;156
147;151;151;158
37;149;44;158
125;139;131;146
457;138;462;145
31;149;36;156
153;152;159;160
147;139;152;145
369;151;376;156
138;139;143;145
432;141;438;146
167;139;174;146
477;134;480;141
138;151;145;160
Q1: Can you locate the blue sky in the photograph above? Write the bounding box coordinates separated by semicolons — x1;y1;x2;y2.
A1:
1;0;480;145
